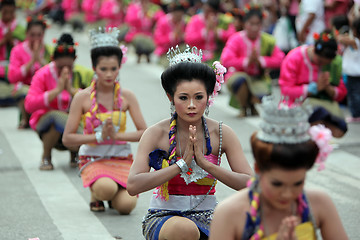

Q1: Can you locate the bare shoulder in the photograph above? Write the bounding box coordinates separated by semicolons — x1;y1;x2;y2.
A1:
141;119;171;147
305;189;333;207
75;87;91;100
212;188;250;237
121;88;136;100
216;188;250;215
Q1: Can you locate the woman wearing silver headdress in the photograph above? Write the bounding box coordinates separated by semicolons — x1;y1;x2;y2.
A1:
209;95;348;240
127;45;253;239
63;28;147;213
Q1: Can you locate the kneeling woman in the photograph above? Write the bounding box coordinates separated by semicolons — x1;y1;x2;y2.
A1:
63;28;147;214
209;96;348;240
127;46;253;240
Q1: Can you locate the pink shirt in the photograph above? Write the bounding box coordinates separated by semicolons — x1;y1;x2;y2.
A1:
185;13;218;62
279;46;347;102
220;31;285;81
99;0;125;28
0;19;21;78
24;62;72;130
325;0;350;28
61;0;80;20
8;41;46;85
154;14;186;56
82;0;101;23
124;2;164;43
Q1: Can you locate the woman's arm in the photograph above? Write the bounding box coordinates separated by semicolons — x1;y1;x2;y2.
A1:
194;123;254;190
115;89;147;142
62;90;97;147
127;125;183;196
209;190;248;240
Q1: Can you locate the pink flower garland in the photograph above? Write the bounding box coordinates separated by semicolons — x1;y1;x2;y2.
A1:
209;61;227;106
120;44;128;64
308;124;333;171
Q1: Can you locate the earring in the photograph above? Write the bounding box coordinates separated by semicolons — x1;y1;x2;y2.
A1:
205;103;210;117
93;73;98;81
170;101;175;115
116;73;120;82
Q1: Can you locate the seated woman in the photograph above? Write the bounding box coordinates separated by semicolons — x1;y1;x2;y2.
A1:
209;95;348;240
279;30;348;138
0;0;26;107
153;1;187;68
62;27;147;214
8;15;52;129
220;4;285;117
127;45;253;240
24;33;93;170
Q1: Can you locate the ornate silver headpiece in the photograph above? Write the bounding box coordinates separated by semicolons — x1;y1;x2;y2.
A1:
256;95;313;144
89;27;119;50
167;45;203;66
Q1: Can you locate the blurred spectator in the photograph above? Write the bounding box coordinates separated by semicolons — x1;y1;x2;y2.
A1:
296;0;325;45
325;0;350;29
124;0;165;63
185;0;223;62
8;15;52;129
153;0;188;67
338;17;360;122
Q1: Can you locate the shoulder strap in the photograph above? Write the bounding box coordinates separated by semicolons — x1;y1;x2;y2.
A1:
218;121;223;157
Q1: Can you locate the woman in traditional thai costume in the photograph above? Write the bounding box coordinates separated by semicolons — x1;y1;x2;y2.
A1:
127;45;253;239
24;33;93;170
184;0;223;63
153;0;187;67
220;4;285;117
62;28;147;213
279;30;347;138
209;95;348;240
8;16;51;129
0;0;26;106
124;0;164;63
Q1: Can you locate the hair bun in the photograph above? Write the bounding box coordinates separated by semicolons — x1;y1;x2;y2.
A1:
57;33;74;45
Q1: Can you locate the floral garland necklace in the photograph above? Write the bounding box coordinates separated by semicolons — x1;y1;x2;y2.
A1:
84;78;122;135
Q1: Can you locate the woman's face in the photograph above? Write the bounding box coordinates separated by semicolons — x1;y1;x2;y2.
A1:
173;79;208;123
1;5;15;23
94;56;120;87
244;15;262;40
27;25;45;46
55;56;75;76
313;53;333;66
259;167;306;210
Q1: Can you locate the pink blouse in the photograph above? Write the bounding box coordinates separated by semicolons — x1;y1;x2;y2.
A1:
220;31;284;81
8;41;46;85
154;14;186;56
24;62;72;130
185;13;218;62
279;46;347;102
124;2;164;43
99;0;125;28
0;19;22;78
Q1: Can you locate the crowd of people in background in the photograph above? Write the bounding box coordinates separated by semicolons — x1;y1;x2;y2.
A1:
0;0;355;239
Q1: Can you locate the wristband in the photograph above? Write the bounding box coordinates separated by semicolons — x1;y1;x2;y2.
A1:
175;159;188;173
95;131;103;143
308;82;318;95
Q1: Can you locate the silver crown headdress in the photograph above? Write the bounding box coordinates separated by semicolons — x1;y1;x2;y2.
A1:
167;45;203;66
89;27;119;50
256;95;313;144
